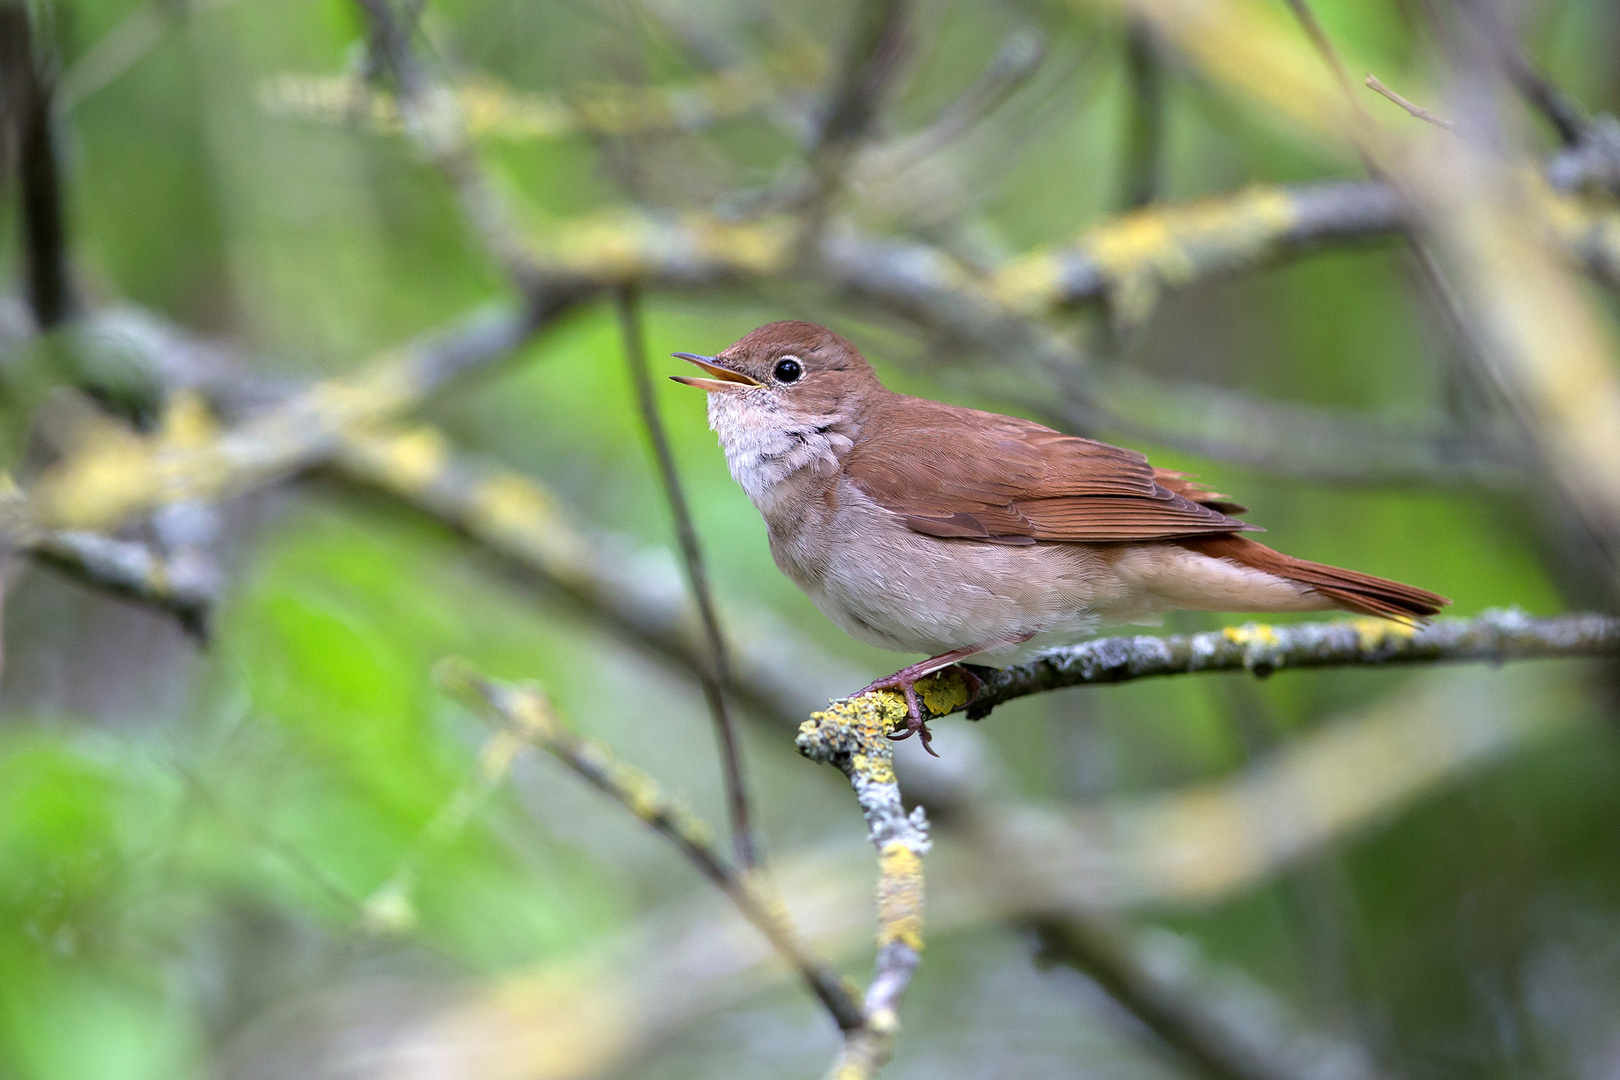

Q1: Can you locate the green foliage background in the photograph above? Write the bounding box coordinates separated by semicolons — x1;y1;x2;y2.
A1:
2;0;1619;1077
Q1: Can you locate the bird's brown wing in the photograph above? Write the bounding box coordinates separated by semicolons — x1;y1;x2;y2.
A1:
845;397;1258;543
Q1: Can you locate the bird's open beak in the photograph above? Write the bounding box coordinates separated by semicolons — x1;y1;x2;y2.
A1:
669;353;762;391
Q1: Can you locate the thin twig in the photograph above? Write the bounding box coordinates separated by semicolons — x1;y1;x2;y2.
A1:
360;690;537;934
437;663;865;1031
615;285;760;871
56;0;243;109
1364;74;1455;132
857;27;1044;179
1279;0;1356;99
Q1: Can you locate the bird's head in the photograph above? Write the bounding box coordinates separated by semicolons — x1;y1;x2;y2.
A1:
671;321;881;497
671;320;881;422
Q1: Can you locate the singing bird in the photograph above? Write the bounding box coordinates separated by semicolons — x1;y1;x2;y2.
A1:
673;321;1448;753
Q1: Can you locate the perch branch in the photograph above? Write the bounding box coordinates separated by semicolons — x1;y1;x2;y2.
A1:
797;694;932;1079
437;662;866;1031
617;285;759;870
871;609;1620;727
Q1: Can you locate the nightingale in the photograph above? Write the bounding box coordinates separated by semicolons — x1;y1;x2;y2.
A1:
673;321;1448;754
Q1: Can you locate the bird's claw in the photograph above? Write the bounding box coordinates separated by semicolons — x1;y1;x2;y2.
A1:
858;663;986;759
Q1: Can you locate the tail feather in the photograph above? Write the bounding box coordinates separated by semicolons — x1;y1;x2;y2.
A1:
1178;535;1449;621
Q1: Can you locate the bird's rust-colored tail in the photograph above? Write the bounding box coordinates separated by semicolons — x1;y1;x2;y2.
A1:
1178;535;1450;621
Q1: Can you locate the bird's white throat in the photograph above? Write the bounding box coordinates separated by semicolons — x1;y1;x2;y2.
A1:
706;391;855;508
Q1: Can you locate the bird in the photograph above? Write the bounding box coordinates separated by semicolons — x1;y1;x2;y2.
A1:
672;320;1448;754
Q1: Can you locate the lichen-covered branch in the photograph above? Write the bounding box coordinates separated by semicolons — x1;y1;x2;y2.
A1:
17;300;859;724
27;527;216;637
0;481;217;635
27;301;563;532
884;609;1620;727
797;694;931;1078
259;44;829;140
437;662;866;1031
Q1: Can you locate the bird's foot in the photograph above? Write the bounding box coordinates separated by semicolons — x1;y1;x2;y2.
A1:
854;662;985;758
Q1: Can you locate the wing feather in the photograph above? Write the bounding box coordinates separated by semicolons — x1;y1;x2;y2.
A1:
847;397;1257;543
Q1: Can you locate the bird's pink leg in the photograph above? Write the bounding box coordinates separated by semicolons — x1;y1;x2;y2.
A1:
856;634;1034;756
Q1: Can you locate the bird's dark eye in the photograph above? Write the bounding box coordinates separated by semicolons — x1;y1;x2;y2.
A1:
773;357;802;384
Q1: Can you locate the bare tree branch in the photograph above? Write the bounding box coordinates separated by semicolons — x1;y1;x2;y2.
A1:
1029;913;1334;1080
1455;0;1586;147
259;44;831;141
352;0;550;287
326;422;855;724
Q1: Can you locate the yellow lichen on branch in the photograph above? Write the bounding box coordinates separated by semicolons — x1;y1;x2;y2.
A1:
798;690;933;1079
259;41;827;141
994;184;1300;323
531;211;798;283
876;843;924;950
29;308;532;533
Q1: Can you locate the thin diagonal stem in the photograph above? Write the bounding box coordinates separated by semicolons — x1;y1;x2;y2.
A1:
441;665;863;1030
616;286;759;871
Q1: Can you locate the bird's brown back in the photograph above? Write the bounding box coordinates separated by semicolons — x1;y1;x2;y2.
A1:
844;393;1259;543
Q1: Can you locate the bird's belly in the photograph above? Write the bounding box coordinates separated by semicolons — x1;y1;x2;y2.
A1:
768;495;1154;658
